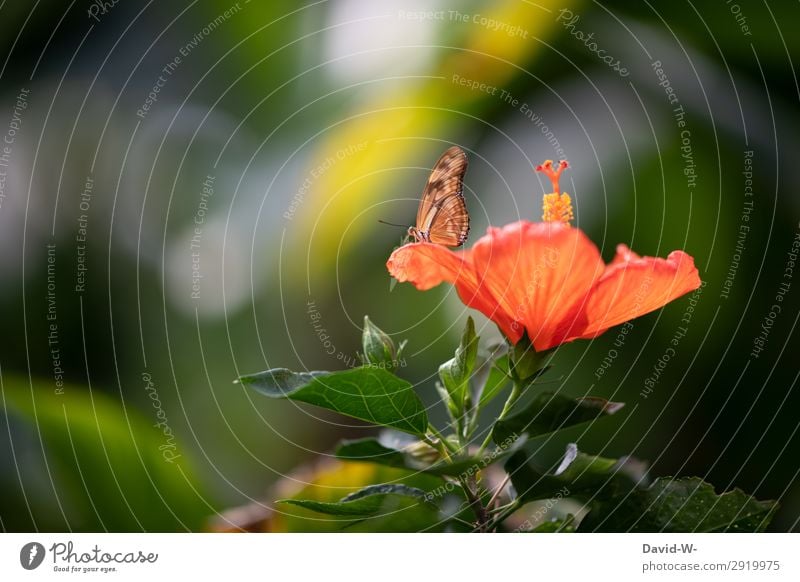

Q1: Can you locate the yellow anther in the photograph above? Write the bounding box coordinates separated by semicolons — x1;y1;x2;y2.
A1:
542;192;574;223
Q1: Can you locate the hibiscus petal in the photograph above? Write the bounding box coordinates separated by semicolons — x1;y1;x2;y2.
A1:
453;224;527;343
385;237;524;343
386;243;472;291
467;222;605;351
575;248;701;340
386;224;701;353
608;243;641;266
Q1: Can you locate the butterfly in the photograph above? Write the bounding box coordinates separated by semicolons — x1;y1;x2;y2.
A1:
404;145;470;247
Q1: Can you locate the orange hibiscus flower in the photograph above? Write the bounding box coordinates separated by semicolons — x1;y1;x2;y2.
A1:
387;159;701;352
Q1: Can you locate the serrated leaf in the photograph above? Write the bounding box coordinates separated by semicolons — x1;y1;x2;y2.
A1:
505;442;644;503
493;392;624;444
279;483;428;517
238;367;428;435
438;317;478;416
579;477;778;532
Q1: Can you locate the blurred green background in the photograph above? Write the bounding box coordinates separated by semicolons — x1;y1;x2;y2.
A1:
0;0;797;531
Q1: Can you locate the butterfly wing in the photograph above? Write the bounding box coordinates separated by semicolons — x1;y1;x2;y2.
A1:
427;193;469;246
416;146;470;247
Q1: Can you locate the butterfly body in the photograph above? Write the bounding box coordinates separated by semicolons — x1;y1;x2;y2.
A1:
409;145;470;247
407;226;430;242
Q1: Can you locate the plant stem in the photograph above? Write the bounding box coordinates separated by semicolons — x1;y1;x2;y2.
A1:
427;424;459;456
486;499;522;531
476;382;522;455
487;473;512;509
470;364;525;530
459;475;491;532
446;514;476;529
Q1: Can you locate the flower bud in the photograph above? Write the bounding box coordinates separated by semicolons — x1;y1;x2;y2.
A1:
362;316;397;369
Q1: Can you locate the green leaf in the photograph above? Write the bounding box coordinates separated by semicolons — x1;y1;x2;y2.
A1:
341;483;427;502
579;477;778;532
528;514;577;532
335;437;411;470
518;365;553;389
438;317;479;417
436;381;459;419
476;352;511;408
241;368;330;391
279;484;429;517
362;316;398;369
238;367;428;435
493;392;624;444
281;499;384;517
336;434;525;477
268;460;447;532
505;442;643;503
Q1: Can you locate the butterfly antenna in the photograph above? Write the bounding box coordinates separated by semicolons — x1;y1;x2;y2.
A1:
377;220;407;228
